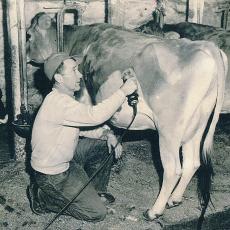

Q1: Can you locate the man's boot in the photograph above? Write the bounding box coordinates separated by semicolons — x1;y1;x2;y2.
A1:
27;183;47;215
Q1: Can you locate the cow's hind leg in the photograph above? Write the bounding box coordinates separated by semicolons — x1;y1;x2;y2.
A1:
146;137;182;219
167;134;201;208
167;83;217;208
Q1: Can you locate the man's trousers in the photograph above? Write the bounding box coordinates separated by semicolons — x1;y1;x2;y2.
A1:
34;138;114;222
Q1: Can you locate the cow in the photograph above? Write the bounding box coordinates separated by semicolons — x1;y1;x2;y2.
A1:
136;20;230;113
26;13;228;223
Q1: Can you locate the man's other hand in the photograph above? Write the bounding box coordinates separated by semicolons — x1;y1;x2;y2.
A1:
106;133;122;159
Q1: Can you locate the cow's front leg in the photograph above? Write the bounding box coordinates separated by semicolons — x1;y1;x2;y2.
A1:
145;137;181;219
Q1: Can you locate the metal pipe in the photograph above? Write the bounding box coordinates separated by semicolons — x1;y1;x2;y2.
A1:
57;5;82;52
16;0;28;110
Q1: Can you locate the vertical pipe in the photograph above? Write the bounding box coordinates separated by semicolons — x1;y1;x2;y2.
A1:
16;0;27;110
6;0;26;160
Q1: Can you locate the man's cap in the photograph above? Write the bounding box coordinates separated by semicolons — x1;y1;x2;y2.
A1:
44;52;69;81
44;53;83;81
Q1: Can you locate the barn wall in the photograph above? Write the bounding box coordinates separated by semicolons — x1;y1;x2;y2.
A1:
24;0;105;27
165;0;229;27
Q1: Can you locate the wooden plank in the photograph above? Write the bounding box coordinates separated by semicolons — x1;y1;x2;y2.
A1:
188;0;204;24
6;0;26;160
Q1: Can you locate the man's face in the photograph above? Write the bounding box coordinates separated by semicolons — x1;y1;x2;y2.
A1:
60;58;82;92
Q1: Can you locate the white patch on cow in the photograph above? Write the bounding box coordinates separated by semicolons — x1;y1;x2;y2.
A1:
96;70;155;129
153;46;182;85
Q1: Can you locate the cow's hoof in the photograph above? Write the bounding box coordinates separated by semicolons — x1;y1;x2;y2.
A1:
166;201;182;209
143;209;162;221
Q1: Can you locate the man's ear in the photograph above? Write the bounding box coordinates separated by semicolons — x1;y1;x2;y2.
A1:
54;73;63;83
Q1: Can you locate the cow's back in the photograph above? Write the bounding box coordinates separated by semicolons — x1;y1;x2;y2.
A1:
83;32;217;96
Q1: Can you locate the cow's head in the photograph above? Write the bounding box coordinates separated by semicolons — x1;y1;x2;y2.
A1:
26;12;58;64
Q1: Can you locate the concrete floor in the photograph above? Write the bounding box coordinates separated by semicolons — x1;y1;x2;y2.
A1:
0;115;230;230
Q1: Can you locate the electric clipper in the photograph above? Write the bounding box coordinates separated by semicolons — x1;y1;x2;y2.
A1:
122;68;139;107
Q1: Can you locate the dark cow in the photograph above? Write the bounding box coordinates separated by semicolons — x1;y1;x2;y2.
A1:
26;13;228;221
163;22;230;42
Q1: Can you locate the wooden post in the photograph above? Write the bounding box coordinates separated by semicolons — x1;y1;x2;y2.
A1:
222;8;229;29
6;0;26;160
17;0;28;110
216;2;229;29
111;0;125;27
188;0;204;24
105;0;112;23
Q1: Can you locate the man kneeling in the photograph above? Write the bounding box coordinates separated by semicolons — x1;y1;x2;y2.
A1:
28;53;137;222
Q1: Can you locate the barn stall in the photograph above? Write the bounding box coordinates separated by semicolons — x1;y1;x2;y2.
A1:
0;0;230;229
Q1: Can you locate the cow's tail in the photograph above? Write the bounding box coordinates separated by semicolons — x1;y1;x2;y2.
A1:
197;48;228;230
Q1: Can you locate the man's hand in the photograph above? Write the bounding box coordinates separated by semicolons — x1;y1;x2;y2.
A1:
120;68;138;96
106;132;123;159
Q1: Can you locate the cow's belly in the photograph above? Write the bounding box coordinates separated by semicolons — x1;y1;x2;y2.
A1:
95;70;156;130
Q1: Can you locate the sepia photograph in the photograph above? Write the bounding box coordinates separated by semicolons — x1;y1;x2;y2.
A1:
0;0;230;229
